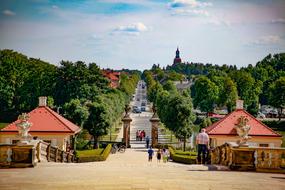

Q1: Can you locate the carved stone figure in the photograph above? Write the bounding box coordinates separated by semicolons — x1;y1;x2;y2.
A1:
234;116;251;146
16;113;32;143
124;105;131;116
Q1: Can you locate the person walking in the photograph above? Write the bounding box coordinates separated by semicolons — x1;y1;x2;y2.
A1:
196;128;209;164
142;130;146;141
156;148;162;163
162;148;168;163
145;136;150;148
147;146;154;162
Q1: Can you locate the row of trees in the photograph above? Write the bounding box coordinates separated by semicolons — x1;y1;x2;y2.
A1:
144;71;196;151
0;49;140;148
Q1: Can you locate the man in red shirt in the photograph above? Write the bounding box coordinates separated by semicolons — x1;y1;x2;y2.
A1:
196;128;209;164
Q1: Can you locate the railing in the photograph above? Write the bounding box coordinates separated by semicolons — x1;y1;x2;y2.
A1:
210;142;285;172
38;141;75;163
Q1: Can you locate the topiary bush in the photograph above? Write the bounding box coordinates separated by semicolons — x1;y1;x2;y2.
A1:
77;144;112;162
169;147;197;164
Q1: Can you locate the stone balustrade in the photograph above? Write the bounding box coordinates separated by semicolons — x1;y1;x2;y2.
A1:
0;140;75;168
211;142;285;173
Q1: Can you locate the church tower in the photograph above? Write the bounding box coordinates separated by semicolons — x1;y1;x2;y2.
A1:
173;47;182;66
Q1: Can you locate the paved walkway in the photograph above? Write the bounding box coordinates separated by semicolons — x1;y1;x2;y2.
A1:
1;148;285;190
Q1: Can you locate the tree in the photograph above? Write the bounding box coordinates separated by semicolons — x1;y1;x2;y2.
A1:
162;93;196;151
232;71;262;115
269;77;285;120
63;99;89;127
147;82;163;103
163;80;177;93
193;76;218;114
211;77;238;113
84;101;111;149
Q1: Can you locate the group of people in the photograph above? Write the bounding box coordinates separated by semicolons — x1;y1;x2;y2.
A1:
146;128;210;165
147;147;169;163
136;130;146;141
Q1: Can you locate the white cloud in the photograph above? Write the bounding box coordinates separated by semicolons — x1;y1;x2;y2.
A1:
113;22;148;35
172;9;209;16
207;17;231;26
168;0;212;8
251;35;282;45
271;18;285;24
168;0;212;17
2;10;16;16
52;5;59;9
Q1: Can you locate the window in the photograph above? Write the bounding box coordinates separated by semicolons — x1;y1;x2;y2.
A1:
259;144;269;147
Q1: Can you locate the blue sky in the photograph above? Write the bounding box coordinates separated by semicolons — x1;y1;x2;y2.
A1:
0;0;285;70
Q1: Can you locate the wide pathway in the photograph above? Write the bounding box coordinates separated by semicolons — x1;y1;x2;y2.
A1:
1;148;285;190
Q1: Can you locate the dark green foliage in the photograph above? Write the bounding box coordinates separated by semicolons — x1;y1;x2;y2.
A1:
268;77;285;120
262;120;285;131
193;76;218;113
0;49;57;121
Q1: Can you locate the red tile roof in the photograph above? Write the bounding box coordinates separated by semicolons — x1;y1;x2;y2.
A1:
205;109;281;137
1;106;81;134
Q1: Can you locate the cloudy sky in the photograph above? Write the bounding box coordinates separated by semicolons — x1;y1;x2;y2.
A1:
0;0;285;70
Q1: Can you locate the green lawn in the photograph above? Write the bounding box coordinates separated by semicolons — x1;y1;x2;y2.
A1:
76;149;104;157
0;123;8;130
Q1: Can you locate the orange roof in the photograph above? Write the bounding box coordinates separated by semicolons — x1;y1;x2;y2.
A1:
205;109;281;137
1;106;81;134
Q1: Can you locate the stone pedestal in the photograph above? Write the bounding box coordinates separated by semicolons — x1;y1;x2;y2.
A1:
122;115;132;148
150;113;160;147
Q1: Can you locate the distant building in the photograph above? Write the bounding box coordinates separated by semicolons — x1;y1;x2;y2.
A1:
173;47;182;66
102;69;120;88
205;101;282;148
0;97;81;151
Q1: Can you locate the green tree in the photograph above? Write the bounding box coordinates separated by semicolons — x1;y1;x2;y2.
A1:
84;101;111;149
163;80;177;93
231;71;261;115
269;77;285;120
162;93;196;151
193;76;218;114
63;99;89;127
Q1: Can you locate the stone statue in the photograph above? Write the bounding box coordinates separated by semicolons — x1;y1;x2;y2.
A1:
124;105;131;116
234;116;251;146
16;113;32;143
152;105;157;114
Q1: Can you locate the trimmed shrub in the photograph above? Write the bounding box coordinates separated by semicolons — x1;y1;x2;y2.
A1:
77;144;112;162
169;147;197;164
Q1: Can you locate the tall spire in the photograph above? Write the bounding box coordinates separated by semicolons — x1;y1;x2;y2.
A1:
173;47;182;66
176;47;180;58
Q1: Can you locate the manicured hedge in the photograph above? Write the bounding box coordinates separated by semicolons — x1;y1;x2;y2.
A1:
77;144;112;162
169;146;197;164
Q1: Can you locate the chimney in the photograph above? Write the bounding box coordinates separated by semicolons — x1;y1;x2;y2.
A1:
39;96;47;107
236;99;244;110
